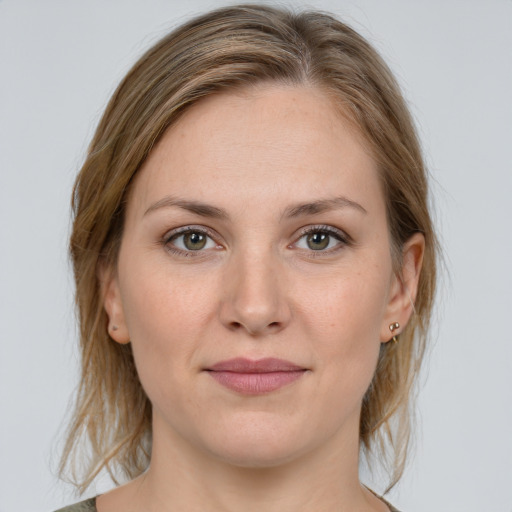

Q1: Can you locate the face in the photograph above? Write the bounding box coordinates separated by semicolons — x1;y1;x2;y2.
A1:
104;84;421;468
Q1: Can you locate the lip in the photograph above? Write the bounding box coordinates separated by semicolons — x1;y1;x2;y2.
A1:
205;357;307;395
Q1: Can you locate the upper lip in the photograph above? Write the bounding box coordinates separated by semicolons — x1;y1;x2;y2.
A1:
207;357;305;373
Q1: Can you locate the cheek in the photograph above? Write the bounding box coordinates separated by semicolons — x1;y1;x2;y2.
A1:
118;263;215;399
300;264;390;341
297;265;390;392
120;255;213;336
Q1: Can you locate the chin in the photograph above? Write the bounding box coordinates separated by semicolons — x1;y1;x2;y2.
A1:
197;412;318;469
209;441;305;470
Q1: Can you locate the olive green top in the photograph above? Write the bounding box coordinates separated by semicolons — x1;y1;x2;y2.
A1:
54;495;401;511
53;498;96;512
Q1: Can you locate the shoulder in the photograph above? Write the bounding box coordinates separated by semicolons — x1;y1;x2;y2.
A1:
53;497;97;512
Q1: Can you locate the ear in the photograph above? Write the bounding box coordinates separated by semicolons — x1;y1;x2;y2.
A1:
99;263;130;344
380;232;425;343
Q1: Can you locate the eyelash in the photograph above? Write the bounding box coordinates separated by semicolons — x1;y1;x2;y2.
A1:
293;225;351;257
162;224;351;258
163;226;221;258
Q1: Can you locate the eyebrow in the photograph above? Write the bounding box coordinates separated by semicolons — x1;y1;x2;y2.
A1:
282;196;367;218
144;197;229;219
144;195;367;219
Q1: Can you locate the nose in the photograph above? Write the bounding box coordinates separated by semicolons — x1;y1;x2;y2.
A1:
219;250;291;336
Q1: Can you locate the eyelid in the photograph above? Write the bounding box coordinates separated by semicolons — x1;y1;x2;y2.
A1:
163;225;223;256
291;224;352;253
161;224;351;257
297;224;349;241
163;225;216;242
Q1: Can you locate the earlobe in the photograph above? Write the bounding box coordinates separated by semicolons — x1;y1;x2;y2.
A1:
381;232;425;343
100;265;131;345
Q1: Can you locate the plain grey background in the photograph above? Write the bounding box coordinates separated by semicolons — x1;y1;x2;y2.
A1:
1;1;511;511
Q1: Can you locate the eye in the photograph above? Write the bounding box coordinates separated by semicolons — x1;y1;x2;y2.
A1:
294;226;348;252
165;227;218;254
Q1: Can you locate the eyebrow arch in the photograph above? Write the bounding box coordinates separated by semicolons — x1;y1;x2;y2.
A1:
144;196;229;219
144;195;367;220
283;196;367;218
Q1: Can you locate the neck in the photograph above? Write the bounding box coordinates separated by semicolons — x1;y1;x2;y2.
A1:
115;414;385;512
97;408;390;512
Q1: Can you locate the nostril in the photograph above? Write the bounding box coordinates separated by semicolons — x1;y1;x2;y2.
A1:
228;320;281;335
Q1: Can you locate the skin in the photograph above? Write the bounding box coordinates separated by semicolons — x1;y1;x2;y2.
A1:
100;84;424;512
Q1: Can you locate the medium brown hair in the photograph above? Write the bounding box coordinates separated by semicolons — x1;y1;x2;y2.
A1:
62;4;437;494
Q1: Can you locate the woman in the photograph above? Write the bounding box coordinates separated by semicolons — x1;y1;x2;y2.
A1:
56;4;437;511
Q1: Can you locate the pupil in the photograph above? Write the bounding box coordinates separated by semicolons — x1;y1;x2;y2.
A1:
185;232;206;250
307;232;329;250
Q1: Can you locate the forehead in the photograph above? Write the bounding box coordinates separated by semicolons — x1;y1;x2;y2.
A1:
129;84;382;217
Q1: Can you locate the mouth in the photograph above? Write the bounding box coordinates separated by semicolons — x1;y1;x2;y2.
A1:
204;358;308;395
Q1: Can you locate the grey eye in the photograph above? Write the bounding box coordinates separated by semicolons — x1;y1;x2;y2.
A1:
306;232;330;250
295;228;345;252
183;232;207;250
169;230;216;251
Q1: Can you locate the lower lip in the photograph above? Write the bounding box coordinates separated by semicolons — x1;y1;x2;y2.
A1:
207;370;306;395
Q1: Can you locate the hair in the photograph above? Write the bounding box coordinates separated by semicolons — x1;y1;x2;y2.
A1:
61;3;437;495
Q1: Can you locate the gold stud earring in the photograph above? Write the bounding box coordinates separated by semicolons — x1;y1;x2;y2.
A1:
389;322;400;343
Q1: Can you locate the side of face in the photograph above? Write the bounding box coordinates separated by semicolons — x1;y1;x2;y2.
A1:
102;84;424;468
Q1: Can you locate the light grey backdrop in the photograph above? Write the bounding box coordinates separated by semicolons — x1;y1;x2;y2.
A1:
1;1;511;511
